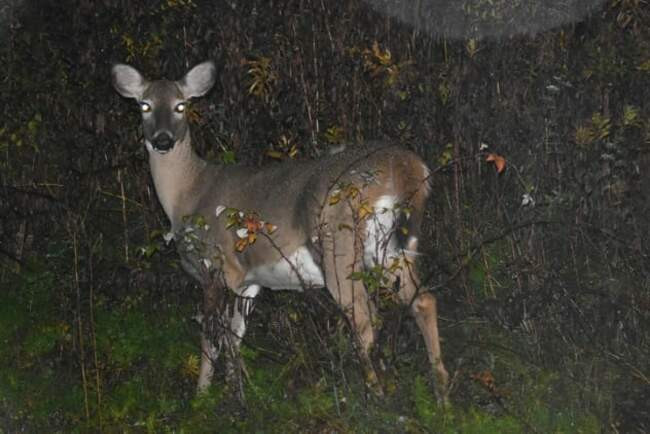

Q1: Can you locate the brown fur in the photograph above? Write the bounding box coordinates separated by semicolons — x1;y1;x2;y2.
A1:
112;61;449;402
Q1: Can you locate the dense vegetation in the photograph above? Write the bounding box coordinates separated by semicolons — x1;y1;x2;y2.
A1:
1;0;648;431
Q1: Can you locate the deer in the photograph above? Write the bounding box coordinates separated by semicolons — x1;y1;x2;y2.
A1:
111;60;449;403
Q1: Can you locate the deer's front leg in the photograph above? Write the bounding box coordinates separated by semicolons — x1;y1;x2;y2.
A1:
196;284;260;396
197;280;222;394
197;330;218;392
220;285;260;401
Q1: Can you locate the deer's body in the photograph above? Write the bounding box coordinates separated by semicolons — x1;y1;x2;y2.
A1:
112;61;448;402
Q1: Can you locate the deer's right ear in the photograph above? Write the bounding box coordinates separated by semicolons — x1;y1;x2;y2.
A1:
112;64;147;100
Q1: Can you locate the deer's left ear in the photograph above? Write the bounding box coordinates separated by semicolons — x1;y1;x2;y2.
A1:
179;61;216;99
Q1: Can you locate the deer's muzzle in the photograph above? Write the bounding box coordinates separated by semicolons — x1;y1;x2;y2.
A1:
152;132;174;152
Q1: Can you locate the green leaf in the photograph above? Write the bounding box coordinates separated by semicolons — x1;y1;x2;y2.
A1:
221;150;236;164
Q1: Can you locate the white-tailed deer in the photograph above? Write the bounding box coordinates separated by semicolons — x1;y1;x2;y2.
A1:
112;61;448;402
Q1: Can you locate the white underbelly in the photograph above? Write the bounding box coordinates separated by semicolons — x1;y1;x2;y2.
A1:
243;246;325;291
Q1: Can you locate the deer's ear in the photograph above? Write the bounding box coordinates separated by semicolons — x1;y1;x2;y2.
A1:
112;64;148;100
178;61;216;99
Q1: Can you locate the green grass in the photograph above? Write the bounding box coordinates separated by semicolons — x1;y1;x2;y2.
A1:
0;266;604;432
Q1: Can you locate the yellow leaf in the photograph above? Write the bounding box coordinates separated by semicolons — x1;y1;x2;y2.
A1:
637;58;650;72
466;38;479;58
575;126;595;147
388;258;402;273
329;193;341;206
266;150;284;160
235;239;248;252
182;354;200;378
345;185;359;199
372;41;392;65
358;202;373;220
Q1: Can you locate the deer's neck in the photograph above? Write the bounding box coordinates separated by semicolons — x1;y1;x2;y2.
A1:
147;132;209;229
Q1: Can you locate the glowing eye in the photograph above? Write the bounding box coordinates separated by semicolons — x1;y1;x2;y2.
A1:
140;102;152;113
175;103;187;113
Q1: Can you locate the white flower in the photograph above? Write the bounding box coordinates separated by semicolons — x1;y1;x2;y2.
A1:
163;231;175;244
479;142;489;151
215;205;226;217
521;193;535;207
236;228;248;239
192;310;204;324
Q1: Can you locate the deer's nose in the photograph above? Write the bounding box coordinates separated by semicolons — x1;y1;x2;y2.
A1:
153;132;174;152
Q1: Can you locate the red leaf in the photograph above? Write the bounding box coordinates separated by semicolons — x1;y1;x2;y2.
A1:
486;153;506;173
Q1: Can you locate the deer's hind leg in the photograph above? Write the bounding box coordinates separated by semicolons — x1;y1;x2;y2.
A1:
393;246;449;404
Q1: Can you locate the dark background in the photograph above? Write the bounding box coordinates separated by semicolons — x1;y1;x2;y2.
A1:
1;0;648;431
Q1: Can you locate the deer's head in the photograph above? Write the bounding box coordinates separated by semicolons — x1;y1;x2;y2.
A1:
112;61;216;153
